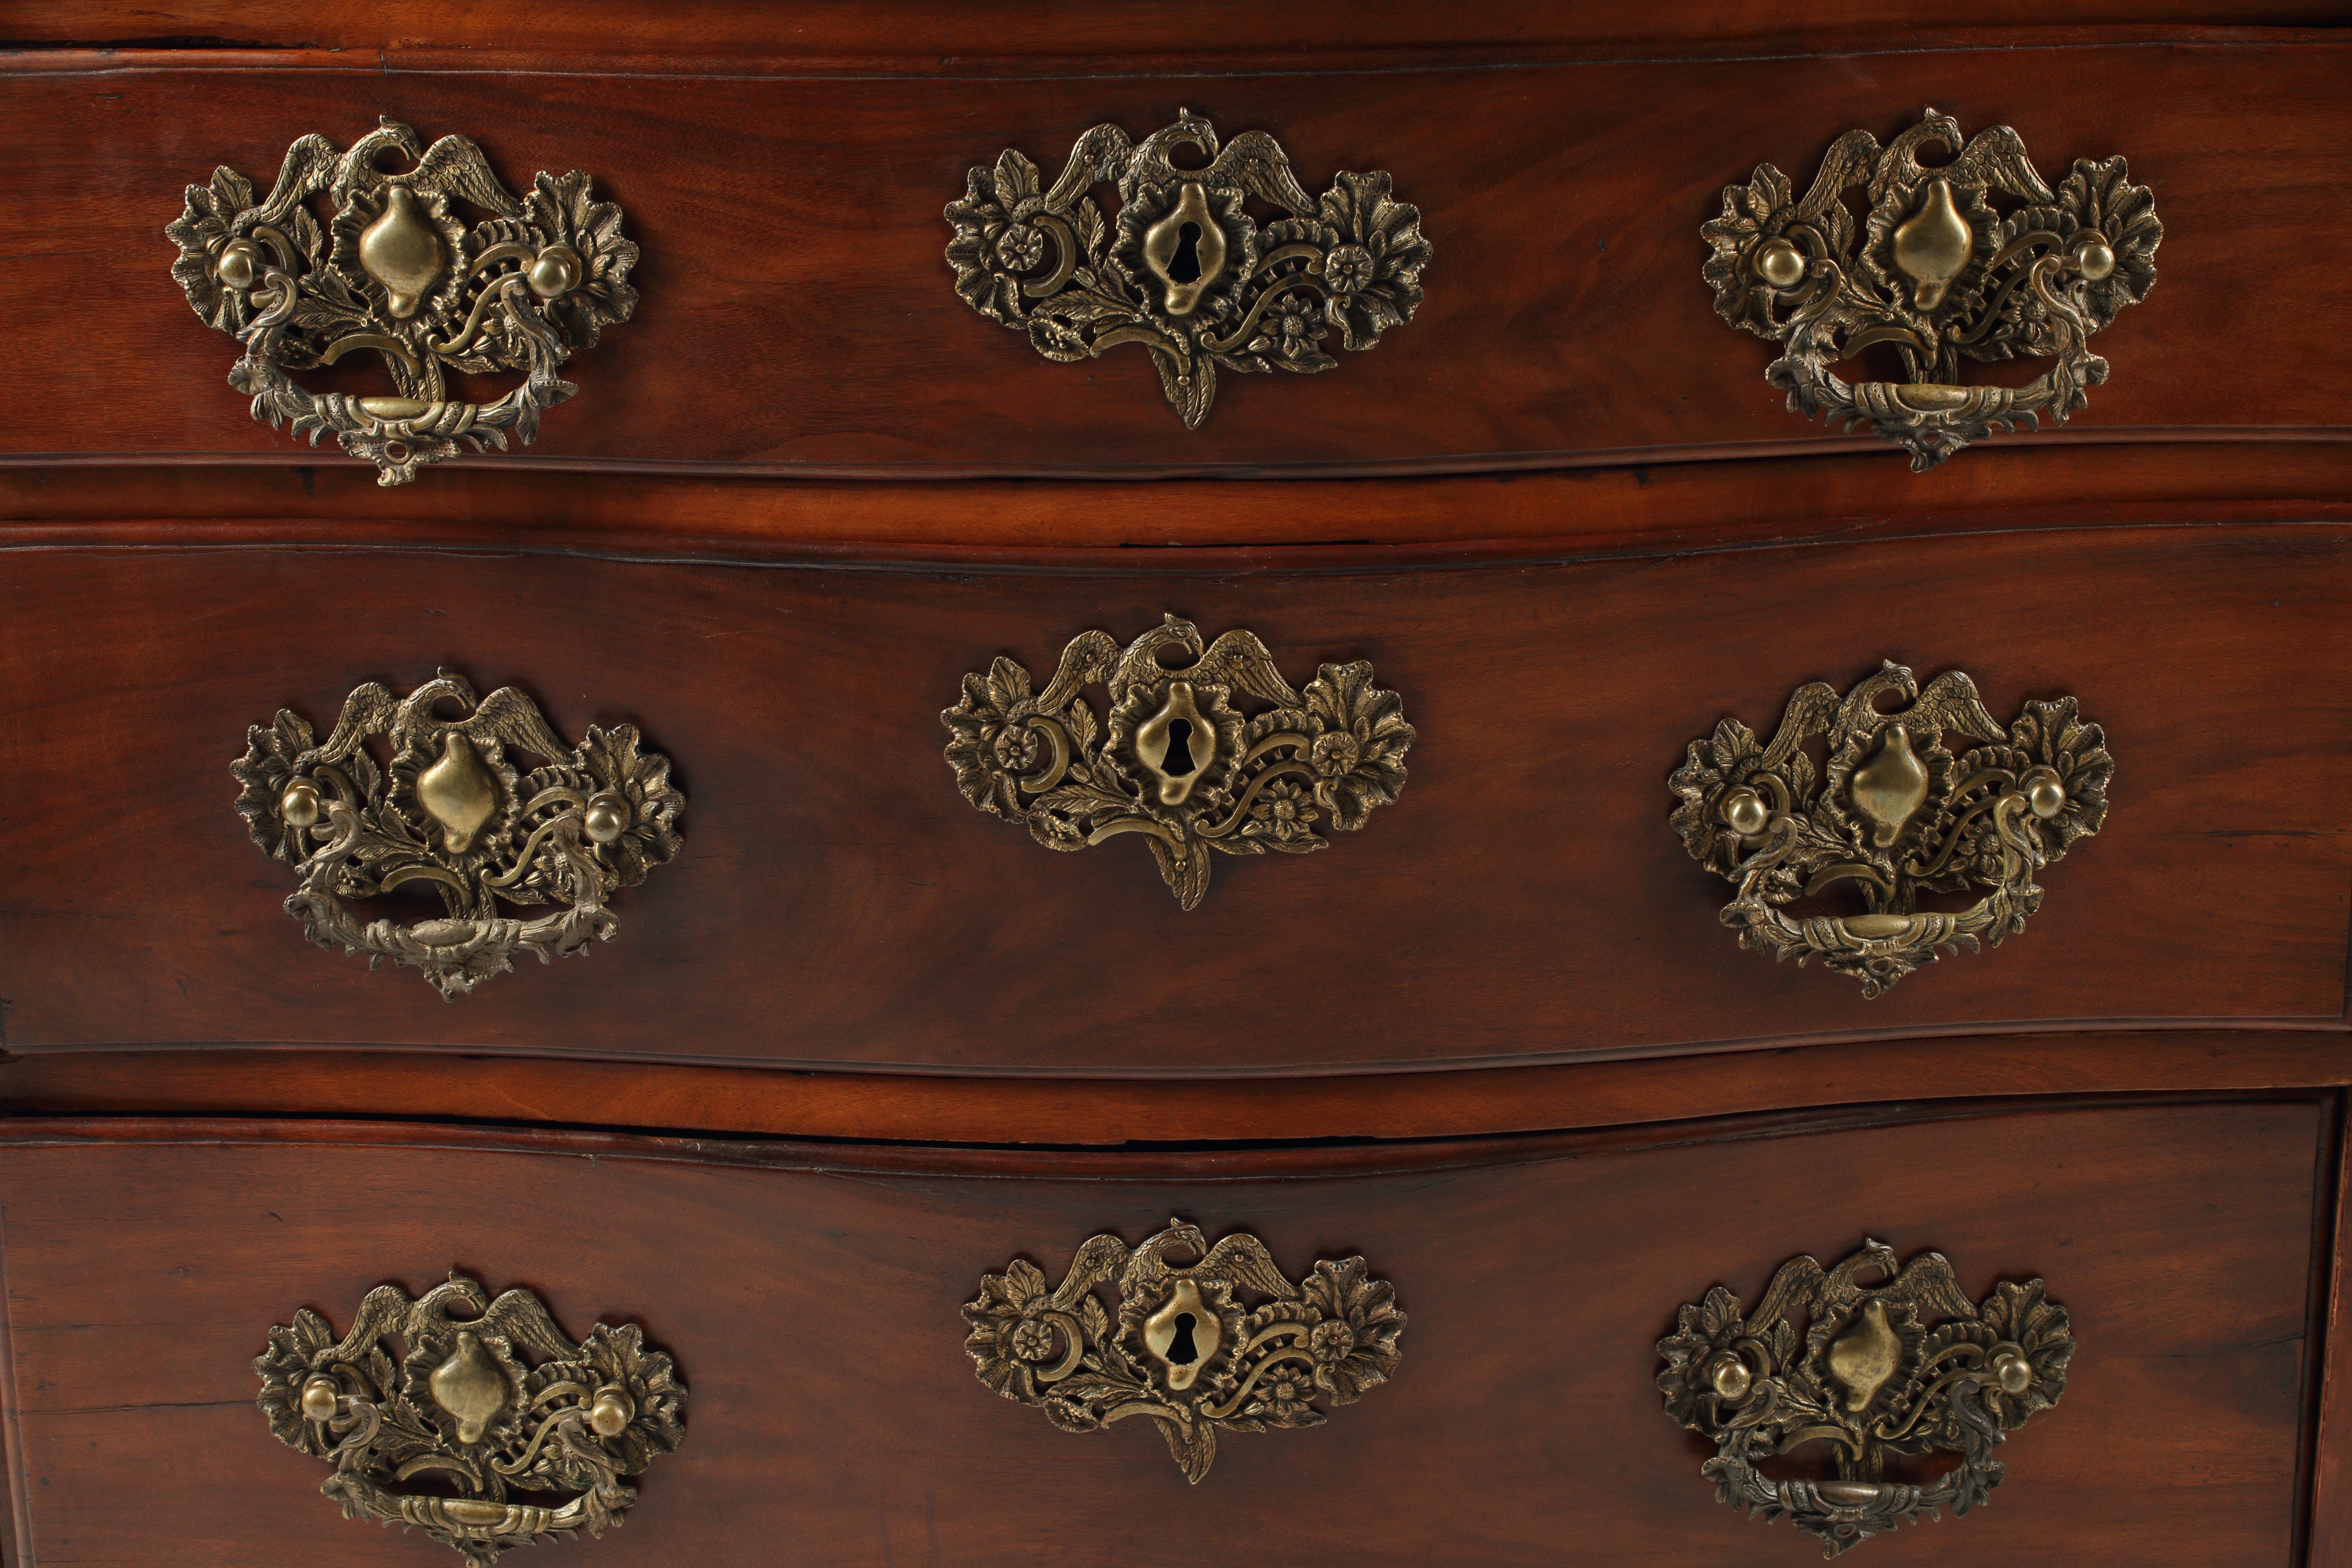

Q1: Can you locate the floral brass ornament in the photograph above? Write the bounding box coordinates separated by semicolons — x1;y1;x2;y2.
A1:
1670;662;2109;996
257;1273;684;1565
167;117;638;484
965;1219;1404;1483
943;616;1412;908
944;110;1431;427
1658;1240;2071;1557
233;671;683;999
1704;110;2160;469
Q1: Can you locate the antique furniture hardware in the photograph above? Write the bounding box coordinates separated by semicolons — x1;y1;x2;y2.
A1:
943;614;1413;908
233;670;683;998
1669;661;2110;996
945;109;1431;427
257;1272;684;1565
1703;109;2159;469
1658;1240;2071;1557
965;1218;1405;1482
168;117;638;484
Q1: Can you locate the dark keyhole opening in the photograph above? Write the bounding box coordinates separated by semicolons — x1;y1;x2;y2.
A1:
1168;223;1203;283
1167;1312;1200;1365
1160;718;1197;776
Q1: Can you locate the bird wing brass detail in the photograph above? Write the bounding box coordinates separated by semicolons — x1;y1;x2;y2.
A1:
942;615;1413;908
257;1273;685;1565
944;109;1431;426
233;670;683;998
965;1219;1405;1482
1659;1240;2071;1557
168;117;638;484
1670;662;2109;996
1703;110;2160;469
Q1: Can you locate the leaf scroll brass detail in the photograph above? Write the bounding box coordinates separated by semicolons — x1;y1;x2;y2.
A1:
944;110;1432;427
1670;662;2109;996
167;117;638;484
233;670;683;998
257;1273;685;1565
942;615;1413;908
965;1219;1406;1482
1703;110;2160;469
1658;1240;2071;1556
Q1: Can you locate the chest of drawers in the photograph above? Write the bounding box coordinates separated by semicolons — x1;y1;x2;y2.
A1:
3;3;2350;1564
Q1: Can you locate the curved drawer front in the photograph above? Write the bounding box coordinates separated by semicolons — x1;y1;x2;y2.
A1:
0;1098;2321;1564
1;525;2346;1070
9;35;2347;478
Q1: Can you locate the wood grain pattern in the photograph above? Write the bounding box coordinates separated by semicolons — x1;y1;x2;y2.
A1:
0;1100;2325;1565
6;37;2346;476
4;526;2346;1072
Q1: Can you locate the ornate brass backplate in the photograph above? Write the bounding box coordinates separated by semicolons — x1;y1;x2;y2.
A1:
965;1219;1405;1482
233;671;683;998
1658;1241;2071;1557
257;1273;685;1565
1703;110;2160;469
167;117;638;484
1670;662;2109;995
942;615;1413;908
944;109;1431;426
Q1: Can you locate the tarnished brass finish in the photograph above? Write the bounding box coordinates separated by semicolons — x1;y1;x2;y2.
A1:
257;1273;684;1565
945;110;1431;427
167;118;638;484
233;670;683;998
942;615;1413;908
1670;662;2110;996
1703;110;2160;468
965;1219;1405;1483
1659;1240;2071;1557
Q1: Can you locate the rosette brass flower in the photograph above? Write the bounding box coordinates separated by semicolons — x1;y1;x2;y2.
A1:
1670;662;2109;995
943;616;1413;907
1658;1241;2070;1556
167;118;638;484
257;1273;684;1564
233;670;683;998
1703;110;2159;468
944;110;1431;426
965;1219;1405;1482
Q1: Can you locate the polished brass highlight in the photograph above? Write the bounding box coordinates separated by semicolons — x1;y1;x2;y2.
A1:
1658;1240;2071;1557
944;110;1431;426
1703;110;2160;468
965;1219;1405;1482
1669;662;2109;996
233;671;683;998
942;615;1413;908
168;118;638;484
257;1273;684;1565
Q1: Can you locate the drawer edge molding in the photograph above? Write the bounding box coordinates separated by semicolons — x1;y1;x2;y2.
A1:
1657;1238;2072;1557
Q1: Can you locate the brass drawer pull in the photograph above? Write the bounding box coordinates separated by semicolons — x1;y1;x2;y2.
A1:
1669;662;2109;995
945;110;1432;427
1703;110;2160;469
167;118;638;485
257;1272;685;1565
1658;1240;2071;1556
233;670;683;998
943;615;1414;908
966;1218;1405;1482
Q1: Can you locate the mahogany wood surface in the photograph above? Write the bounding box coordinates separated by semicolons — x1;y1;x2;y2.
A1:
2315;1115;2352;1568
5;524;2346;1072
6;35;2346;477
0;1100;2327;1565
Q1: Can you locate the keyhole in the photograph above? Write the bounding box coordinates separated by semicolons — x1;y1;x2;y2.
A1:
1160;718;1197;776
1168;224;1203;283
1166;1313;1200;1365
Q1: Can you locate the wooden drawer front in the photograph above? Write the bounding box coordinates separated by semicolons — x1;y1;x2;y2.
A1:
9;35;2346;477
0;1099;2325;1565
3;526;2347;1070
